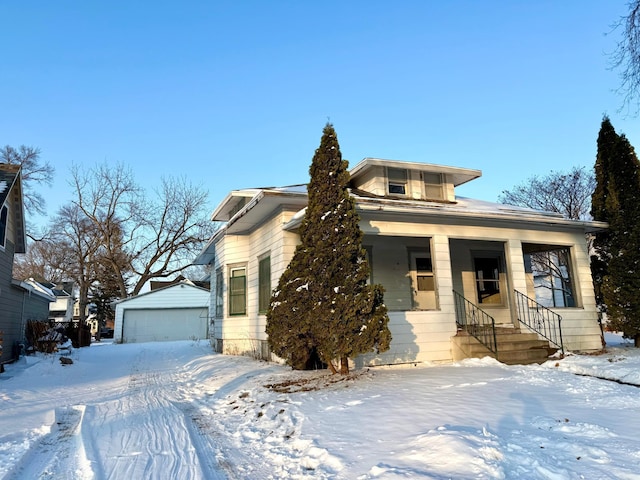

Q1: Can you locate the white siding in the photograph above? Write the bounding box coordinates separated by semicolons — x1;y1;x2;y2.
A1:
208;197;602;362
114;283;209;342
214;207;301;356
122;308;208;343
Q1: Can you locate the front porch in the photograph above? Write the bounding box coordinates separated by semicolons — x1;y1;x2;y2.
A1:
361;231;602;366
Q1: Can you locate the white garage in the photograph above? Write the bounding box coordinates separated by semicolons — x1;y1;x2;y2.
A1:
114;281;209;344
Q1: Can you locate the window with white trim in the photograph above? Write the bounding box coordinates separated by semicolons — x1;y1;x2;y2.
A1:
524;245;576;308
387;168;408;195
423;173;444;200
215;267;223;317
258;255;271;314
229;265;247;316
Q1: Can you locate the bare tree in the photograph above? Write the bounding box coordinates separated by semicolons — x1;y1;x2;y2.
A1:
71;163;139;298
0;145;54;217
127;176;214;295
498;166;595;221
13;233;70;283
611;1;640;114
52;204;103;322
70;162;214;296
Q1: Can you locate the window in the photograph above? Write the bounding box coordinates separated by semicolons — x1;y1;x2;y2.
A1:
474;256;502;304
215;267;223;317
0;205;7;248
424;173;444;200
388;168;407;195
524;245;575;308
409;248;437;309
258;256;271;314
229;266;247;315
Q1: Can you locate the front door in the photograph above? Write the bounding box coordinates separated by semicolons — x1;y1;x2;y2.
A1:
410;251;436;309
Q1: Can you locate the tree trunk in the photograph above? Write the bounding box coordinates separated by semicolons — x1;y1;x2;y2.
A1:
339;356;349;375
635;334;640;348
327;358;338;375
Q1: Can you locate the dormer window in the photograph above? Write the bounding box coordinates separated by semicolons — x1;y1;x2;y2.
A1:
387;168;407;195
424;173;444;200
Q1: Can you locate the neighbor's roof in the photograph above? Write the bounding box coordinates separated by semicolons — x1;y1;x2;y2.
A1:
0;163;26;253
114;280;210;305
12;278;56;302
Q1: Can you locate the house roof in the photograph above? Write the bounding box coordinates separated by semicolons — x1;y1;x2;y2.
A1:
114;280;210;305
194;158;607;265
0;163;26;253
350;157;482;187
12;278;56;302
40;281;75;298
194;185;308;265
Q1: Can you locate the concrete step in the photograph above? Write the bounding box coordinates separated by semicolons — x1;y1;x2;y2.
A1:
452;328;557;365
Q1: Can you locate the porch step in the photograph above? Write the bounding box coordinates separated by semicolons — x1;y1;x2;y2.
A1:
452;328;557;365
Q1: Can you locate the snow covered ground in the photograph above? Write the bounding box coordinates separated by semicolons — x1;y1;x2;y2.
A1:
1;333;639;479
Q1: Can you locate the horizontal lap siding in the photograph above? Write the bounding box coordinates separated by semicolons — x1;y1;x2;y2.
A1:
219;209;300;350
114;285;209;342
362;311;456;365
0;242;23;363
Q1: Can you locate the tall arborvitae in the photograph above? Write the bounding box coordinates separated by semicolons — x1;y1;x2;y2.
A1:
591;117;640;346
266;123;391;373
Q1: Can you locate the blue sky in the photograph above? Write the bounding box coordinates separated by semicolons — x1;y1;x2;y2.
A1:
2;1;639;228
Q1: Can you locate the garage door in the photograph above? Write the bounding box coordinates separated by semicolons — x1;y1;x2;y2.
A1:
122;308;208;343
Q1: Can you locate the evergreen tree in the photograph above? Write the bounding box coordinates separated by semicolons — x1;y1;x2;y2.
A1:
266;123;391;373
591;117;640;346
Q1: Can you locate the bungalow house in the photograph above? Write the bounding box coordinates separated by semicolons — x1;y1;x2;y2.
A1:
195;158;606;366
41;281;75;323
0;164;54;366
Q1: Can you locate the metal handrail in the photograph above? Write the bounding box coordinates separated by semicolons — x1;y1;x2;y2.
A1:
453;290;498;354
514;289;564;354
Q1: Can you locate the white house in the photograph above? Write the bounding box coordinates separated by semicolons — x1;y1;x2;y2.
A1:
195;158;606;365
113;281;209;343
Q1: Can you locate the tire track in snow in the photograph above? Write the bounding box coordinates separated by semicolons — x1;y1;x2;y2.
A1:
73;345;227;480
3;405;93;480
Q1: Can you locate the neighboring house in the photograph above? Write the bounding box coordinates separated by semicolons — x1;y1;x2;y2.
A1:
113;280;209;343
195;158;607;366
41;281;75;323
0;164;54;364
149;275;211;291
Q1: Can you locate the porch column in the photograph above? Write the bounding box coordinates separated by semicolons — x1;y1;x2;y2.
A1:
432;235;454;316
505;239;527;294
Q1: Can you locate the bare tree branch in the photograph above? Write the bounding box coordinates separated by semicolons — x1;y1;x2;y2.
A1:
498;166;595;221
1;145;54;217
611;1;640;114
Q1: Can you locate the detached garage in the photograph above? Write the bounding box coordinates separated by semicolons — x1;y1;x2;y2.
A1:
114;281;209;343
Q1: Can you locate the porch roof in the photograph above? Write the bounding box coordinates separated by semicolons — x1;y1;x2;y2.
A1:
282;193;608;233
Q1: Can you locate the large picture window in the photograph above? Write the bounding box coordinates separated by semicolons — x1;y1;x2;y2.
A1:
258;256;271;314
229;266;247;316
524;245;575;308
